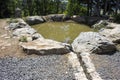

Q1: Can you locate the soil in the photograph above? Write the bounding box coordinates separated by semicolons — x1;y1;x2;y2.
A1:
0;19;27;57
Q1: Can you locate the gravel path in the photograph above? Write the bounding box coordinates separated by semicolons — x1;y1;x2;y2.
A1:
91;52;120;80
0;55;76;80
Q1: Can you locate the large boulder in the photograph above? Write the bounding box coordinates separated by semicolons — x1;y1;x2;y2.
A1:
13;28;36;36
45;14;69;21
12;28;43;41
32;33;44;40
8;22;31;30
72;16;85;23
92;20;109;30
8;23;18;30
99;26;120;43
72;32;116;54
7;18;30;30
72;16;106;26
26;16;45;25
92;20;120;30
20;39;70;55
106;23;120;29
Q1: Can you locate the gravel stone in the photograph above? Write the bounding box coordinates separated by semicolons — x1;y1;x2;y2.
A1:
91;52;120;80
0;55;76;80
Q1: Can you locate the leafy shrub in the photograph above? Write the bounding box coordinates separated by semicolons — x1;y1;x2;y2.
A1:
19;36;27;42
66;1;87;16
113;13;120;23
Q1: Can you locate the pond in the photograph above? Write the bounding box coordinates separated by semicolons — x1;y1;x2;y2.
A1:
32;22;93;43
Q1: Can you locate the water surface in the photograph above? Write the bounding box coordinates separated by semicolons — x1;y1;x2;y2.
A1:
32;22;93;43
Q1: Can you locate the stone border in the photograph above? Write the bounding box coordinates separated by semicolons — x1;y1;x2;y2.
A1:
68;52;88;80
79;52;103;80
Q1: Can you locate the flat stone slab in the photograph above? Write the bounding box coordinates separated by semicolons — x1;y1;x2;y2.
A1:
99;27;120;43
20;39;70;55
72;32;116;54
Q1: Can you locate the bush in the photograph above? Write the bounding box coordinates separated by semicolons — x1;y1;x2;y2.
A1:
113;13;120;23
19;36;27;42
66;0;87;16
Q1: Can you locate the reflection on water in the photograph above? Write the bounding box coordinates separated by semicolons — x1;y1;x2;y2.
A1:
32;22;93;43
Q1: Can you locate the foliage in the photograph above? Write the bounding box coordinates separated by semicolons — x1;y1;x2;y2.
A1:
0;0;119;18
19;36;28;42
66;0;87;16
0;0;64;18
113;13;120;23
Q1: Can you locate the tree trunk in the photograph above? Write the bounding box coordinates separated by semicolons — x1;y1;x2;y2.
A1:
87;0;90;16
103;0;107;15
115;0;119;15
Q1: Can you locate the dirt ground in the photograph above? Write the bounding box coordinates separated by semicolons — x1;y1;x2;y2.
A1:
0;19;28;57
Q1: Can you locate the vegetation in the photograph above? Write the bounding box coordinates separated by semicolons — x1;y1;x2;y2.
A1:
113;13;120;23
19;36;28;42
66;0;120;16
66;0;87;16
0;0;120;18
0;0;64;18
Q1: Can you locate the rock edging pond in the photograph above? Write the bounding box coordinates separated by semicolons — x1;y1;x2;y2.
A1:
25;14;107;26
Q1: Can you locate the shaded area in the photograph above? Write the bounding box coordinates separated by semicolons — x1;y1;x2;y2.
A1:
32;22;93;43
0;55;75;80
91;51;120;80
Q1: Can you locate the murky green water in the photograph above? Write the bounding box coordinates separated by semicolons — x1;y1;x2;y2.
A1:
32;22;93;43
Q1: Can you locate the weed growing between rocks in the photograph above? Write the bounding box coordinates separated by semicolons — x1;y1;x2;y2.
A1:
7;18;19;24
19;36;28;42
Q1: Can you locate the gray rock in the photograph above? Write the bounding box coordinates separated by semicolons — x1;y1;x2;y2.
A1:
8;21;30;30
72;16;103;25
32;33;44;40
68;52;88;80
46;14;66;21
20;39;70;55
9;23;18;30
26;16;45;25
106;23;120;29
92;20;109;30
13;28;36;37
72;32;116;54
80;52;103;80
99;27;120;43
16;18;25;22
72;16;85;23
12;28;44;42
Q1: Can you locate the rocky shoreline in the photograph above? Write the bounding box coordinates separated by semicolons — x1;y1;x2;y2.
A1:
24;14;108;26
